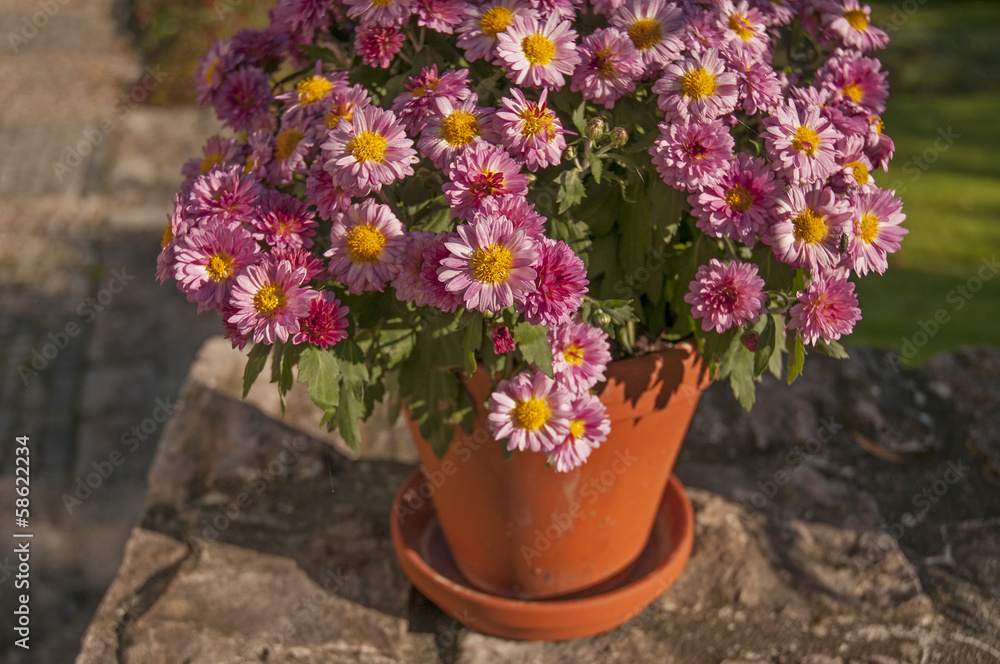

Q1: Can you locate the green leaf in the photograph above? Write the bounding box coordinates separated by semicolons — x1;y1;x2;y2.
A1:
768;314;786;380
337;384;364;453
590;154;603;184
298;44;340;64
269;342;285;384
556;170;586;214
787;334;806;384
335;340;371;393
753;315;777;378
814;338;850;360
462;314;483;377
571;101;587;135
243;344;272;399
297;346;342;409
513;322;554;377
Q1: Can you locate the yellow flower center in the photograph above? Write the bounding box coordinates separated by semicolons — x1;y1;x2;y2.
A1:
440;110;481;146
297;76;334;105
412;79;439;98
325;102;355;128
569;419;586;440
594;47;617;80
518;105;556;140
724;184;755;212
791;125;822;157
843;8;868;30
206;252;235;281
846;160;870;185
274;128;305;162
470;243;513;285
871;116;885;134
199;152;223;174
728;13;754;40
161;223;173;248
346;225;387;264
792;208;828;245
253;283;287;316
371;0;393;5
522;33;556;66
512;397;551;432
562;342;585;365
680;67;717;100
858;212;880;243
479;6;514;38
627;18;662;51
204;60;219;87
842;82;863;103
347;130;387;163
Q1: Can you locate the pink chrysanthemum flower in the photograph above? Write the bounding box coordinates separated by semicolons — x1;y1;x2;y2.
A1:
269;120;318;186
322;105;417;197
418;95;494;170
688;153;781;245
392;230;437;306
229;26;288;69
679;6;725;53
570;27;644;109
325;200;407;294
228;259;314;345
611;0;684;71
650;119;734;192
517;238;588;327
487;370;573;453
195;40;236;106
864;115;895;172
496;88;567;171
717;0;770;59
276;68;349;125
321;83;372;132
751;0;794;26
767;184;852;273
172;221;261;314
829;136;875;194
246;130;276;182
548;318;612;393
157;196;198;284
391;65;472;135
815;52;889;116
789;270;862;346
416;0;466;33
477;195;546;241
444;144;530;220
213;65;276;134
491;324;517;354
270;245;326;281
684;258;767;333
345;0;414;26
846;187;907;276
548;393;610;473
495;14;581;91
420;233;463;313
181;135;246;191
305;161;353;221
438;213;538;313
730;50;782;115
764;103;842;185
293;291;350;349
822;0;889;53
355;23;406;68
591;0;624;16
653;48;739;123
250;190;318;249
457;0;530;63
222;303;251;351
187;166;262;226
531;0;583;21
269;0;336;47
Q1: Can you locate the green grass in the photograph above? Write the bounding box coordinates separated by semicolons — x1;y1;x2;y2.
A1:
848;1;1000;362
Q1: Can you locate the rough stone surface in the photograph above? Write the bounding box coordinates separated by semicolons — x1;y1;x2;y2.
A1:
75;340;1000;663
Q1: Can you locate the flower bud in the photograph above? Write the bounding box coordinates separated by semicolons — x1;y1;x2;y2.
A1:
741;333;758;353
594;311;612;327
610;127;628;147
585;117;606;140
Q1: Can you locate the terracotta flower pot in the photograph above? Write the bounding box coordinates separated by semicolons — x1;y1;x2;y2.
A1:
404;343;709;600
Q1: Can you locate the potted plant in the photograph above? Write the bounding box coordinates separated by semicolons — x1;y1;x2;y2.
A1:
158;0;904;640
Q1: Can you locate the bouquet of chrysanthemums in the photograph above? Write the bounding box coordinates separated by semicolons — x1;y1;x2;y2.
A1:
158;0;904;471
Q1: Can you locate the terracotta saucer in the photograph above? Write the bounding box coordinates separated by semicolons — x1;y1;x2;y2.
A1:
390;469;695;641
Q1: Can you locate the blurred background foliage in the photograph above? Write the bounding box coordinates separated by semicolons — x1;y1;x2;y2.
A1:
127;0;1000;364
